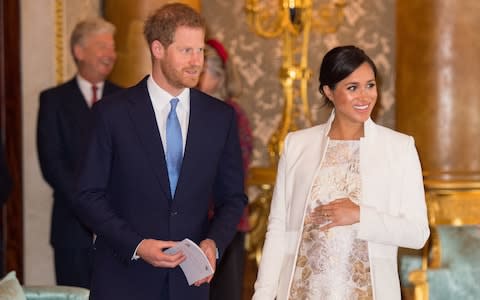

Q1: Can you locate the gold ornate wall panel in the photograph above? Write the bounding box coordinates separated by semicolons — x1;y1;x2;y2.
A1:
396;0;480;181
104;0;201;87
54;0;65;84
201;0;396;167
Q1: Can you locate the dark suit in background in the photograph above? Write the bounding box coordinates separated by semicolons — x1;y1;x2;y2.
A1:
37;78;121;287
36;17;119;288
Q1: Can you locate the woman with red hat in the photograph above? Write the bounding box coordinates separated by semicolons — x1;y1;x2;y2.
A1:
198;39;253;300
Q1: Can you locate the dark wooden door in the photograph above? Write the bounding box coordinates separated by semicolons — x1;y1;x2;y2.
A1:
0;0;23;282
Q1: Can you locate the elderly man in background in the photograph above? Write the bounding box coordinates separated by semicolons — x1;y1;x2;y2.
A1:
36;17;122;288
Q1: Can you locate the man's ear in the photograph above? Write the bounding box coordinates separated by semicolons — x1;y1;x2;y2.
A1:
73;44;84;61
151;40;164;60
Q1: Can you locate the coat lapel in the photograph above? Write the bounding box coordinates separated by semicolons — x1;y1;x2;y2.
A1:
360;121;389;208
288;124;329;229
63;79;91;126
126;78;171;199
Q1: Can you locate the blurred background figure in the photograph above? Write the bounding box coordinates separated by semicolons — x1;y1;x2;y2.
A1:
36;17;122;288
198;38;253;300
0;141;12;218
0;141;12;277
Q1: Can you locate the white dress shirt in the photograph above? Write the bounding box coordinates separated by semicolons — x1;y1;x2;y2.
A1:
147;75;190;154
76;74;105;107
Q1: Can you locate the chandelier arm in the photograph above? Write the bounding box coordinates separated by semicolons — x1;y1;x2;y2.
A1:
248;5;303;38
252;13;286;38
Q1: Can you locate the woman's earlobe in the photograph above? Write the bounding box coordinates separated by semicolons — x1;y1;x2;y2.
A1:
323;86;334;101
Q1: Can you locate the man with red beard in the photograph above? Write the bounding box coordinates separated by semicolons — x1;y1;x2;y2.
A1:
37;17;121;288
73;3;246;300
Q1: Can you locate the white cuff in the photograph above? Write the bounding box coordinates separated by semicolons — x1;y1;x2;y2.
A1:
131;239;144;260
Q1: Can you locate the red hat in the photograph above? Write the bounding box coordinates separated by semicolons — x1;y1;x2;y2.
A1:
206;39;228;65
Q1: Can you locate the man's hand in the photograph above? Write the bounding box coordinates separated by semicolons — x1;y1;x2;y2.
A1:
136;239;185;268
193;238;217;287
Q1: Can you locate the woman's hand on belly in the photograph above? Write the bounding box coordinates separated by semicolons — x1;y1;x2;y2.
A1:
310;198;360;230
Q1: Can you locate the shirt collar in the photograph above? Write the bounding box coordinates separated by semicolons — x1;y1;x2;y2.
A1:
76;74;105;90
147;75;190;110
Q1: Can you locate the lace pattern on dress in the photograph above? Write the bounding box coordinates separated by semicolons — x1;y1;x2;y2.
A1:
289;140;372;300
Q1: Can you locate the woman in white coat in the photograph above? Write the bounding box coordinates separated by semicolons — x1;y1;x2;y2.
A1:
252;45;430;300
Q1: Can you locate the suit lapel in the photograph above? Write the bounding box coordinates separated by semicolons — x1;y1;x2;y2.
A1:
127;78;171;199
63;78;91;124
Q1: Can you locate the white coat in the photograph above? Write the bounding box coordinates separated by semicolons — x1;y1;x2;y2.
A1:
252;112;430;300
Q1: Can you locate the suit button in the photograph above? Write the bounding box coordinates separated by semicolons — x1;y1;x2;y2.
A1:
170;211;178;216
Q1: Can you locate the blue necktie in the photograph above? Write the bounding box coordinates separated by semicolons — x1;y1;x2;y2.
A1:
166;98;183;198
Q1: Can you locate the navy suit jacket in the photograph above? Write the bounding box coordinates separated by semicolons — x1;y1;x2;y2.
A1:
37;77;122;248
74;76;247;299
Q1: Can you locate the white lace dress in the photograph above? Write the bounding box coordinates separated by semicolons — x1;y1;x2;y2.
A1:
288;139;372;300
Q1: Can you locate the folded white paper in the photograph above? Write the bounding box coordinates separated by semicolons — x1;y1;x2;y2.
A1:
164;238;214;285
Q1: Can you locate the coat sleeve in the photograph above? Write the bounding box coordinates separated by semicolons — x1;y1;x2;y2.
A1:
357;136;430;249
252;134;290;300
73;105;143;262
208;110;248;256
